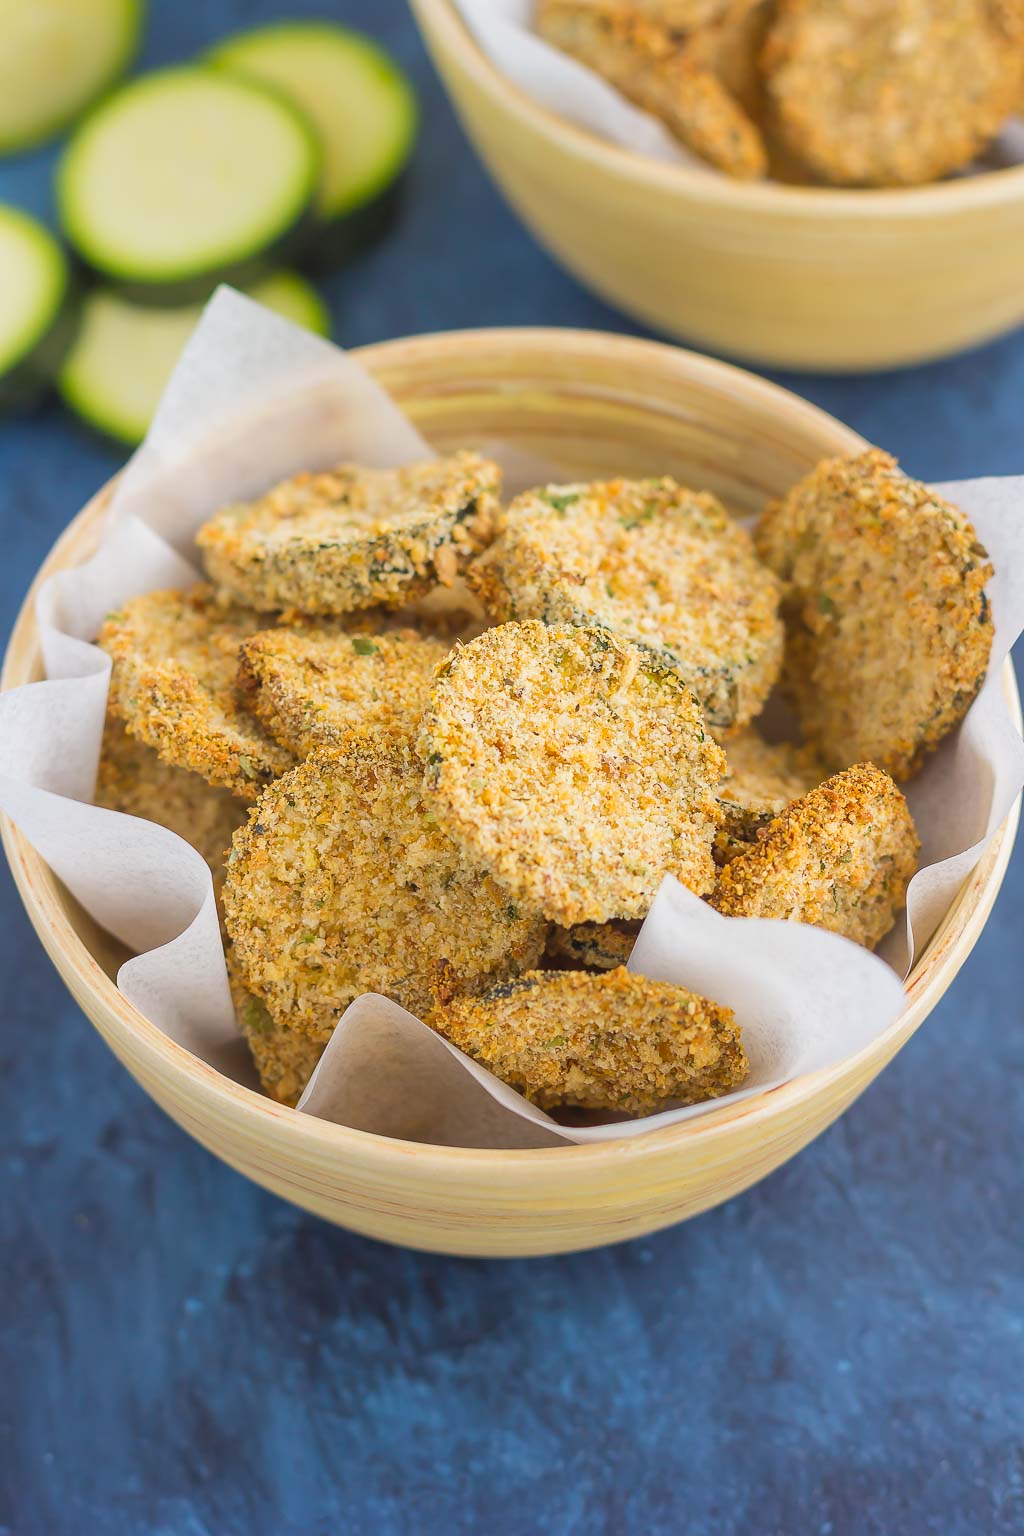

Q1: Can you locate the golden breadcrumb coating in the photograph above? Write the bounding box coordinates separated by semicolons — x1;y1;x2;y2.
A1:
755;450;993;780
686;0;773;121
721;724;822;811
98;584;294;799
544;920;642;971
238;623;451;757
94;713;246;911
536;0;768;177
710;763;919;950
420;621;725;926
196;452;501;616
227;950;328;1107
430;966;748;1115
762;0;1024;186
223;741;549;1036
714;726;826;863
719;726;826;812
469;478;782;732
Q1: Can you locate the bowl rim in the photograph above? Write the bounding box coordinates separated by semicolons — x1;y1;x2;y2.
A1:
412;0;1024;216
2;324;1019;1173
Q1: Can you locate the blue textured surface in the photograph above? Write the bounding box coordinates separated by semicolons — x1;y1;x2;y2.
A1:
2;3;1023;1533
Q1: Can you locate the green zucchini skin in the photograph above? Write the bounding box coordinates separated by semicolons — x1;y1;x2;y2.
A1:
299;173;408;273
206;21;417;271
0;281;81;412
93;207;320;309
0;0;143;158
0;208;80;414
56;66;322;306
58;271;330;448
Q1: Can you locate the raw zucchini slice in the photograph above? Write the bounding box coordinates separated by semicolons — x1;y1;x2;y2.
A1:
57;66;320;302
0;0;142;157
0;205;78;412
58;273;329;446
207;22;417;264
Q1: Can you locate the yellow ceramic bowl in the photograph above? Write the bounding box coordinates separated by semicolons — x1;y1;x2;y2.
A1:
2;329;1019;1256
410;0;1024;372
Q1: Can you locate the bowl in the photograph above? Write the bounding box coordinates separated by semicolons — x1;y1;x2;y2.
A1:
409;0;1024;373
3;327;1019;1257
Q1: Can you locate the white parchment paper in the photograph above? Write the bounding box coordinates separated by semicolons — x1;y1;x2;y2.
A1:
1;288;1021;1148
452;0;1024;180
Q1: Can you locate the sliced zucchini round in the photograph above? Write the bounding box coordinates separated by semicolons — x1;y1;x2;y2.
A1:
57;66;321;303
207;22;417;265
0;0;142;157
58;272;329;447
0;205;78;412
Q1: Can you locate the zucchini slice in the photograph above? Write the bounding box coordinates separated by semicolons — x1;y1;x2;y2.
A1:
57;66;321;303
207;22;417;265
0;205;78;412
58;273;329;447
0;0;142;157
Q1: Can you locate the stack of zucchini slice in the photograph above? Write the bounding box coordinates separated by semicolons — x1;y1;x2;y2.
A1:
0;7;417;441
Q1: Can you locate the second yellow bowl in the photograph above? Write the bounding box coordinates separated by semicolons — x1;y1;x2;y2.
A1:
410;0;1024;373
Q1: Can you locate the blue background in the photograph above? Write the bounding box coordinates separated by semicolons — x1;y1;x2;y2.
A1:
2;4;1022;1533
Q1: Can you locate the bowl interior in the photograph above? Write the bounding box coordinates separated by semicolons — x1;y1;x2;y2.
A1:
368;329;867;503
1;327;1017;1162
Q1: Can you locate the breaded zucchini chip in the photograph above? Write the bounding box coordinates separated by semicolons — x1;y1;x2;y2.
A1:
762;0;1024;186
715;726;825;862
688;0;773;121
755;450;993;779
227;952;328;1107
430;966;748;1115
536;1;768;177
99;585;294;799
95;713;246;906
710;763;919;950
238;623;451;757
420;621;725;925
469;479;782;732
719;727;825;814
545;920;642;971
235;991;326;1107
196;452;500;616
223;742;549;1035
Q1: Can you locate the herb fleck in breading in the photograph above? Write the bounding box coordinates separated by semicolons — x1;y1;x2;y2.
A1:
238;623;451;756
710;762;919;950
98;584;294;799
762;0;1024;186
196;452;501;616
430;966;748;1114
420;620;725;926
469;478;783;732
755;449;993;779
223;741;549;1036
